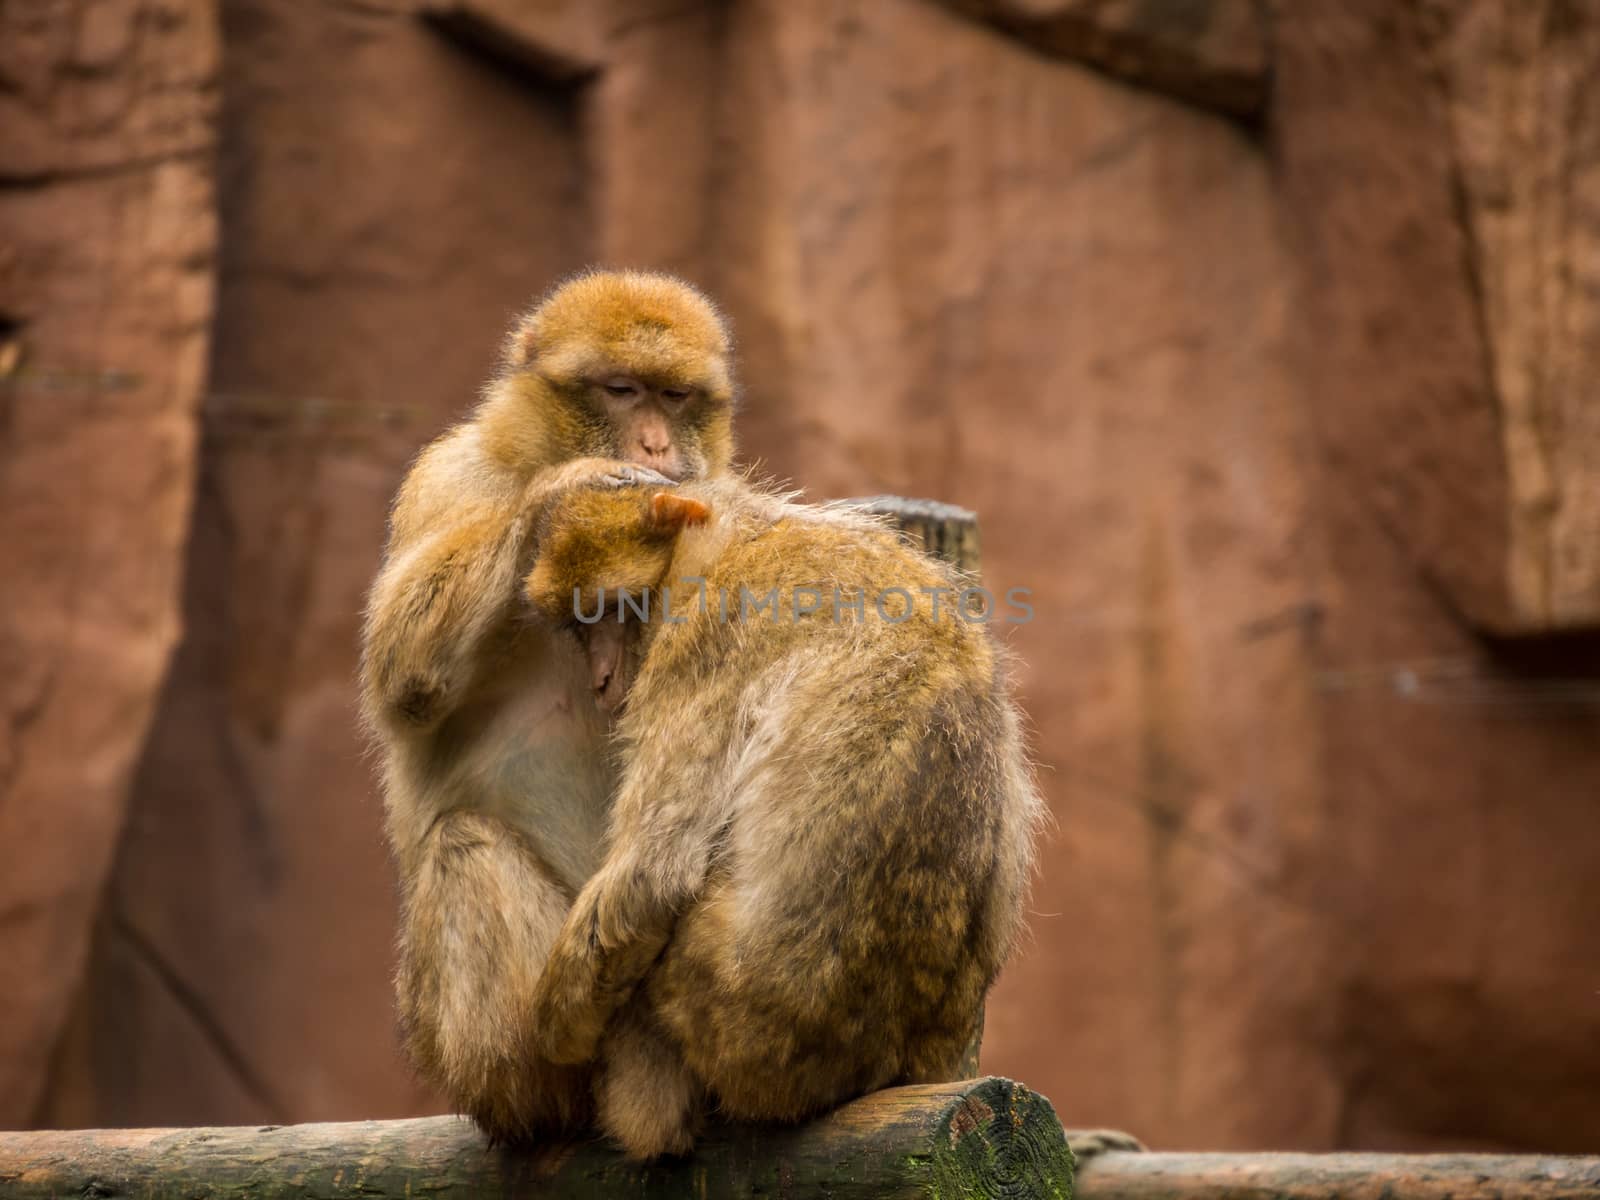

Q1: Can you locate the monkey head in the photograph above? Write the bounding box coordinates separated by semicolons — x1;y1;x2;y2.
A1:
525;487;711;713
491;270;736;482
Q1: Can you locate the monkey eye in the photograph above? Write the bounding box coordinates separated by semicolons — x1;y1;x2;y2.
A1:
603;379;641;399
660;387;692;404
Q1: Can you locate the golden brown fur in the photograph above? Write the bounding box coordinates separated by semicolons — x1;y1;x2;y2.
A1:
521;480;1045;1158
359;270;735;1141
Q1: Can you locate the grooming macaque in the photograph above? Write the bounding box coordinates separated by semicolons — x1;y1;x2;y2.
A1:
359;271;736;1140
521;480;1044;1159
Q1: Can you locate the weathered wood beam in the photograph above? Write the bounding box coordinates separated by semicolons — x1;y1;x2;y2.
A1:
0;1077;1075;1200
1074;1149;1600;1200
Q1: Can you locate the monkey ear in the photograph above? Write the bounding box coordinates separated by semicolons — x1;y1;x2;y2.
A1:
521;561;561;619
504;325;537;367
649;492;712;533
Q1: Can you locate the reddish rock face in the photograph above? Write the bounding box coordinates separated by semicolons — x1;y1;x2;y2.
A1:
0;0;220;1129
6;0;1600;1154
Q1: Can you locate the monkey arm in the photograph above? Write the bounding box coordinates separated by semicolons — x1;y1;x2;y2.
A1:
360;503;528;732
530;776;719;1066
528;847;682;1065
517;456;678;519
361;454;675;734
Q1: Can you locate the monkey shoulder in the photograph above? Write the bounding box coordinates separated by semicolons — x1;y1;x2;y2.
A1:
390;423;521;545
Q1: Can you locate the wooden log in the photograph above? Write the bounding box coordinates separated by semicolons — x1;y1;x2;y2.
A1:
0;1077;1074;1200
1073;1150;1600;1200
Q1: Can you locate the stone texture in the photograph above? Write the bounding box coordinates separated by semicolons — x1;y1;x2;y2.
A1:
713;0;1339;1150
419;0;601;82
686;0;1600;1150
1272;0;1600;1149
1425;0;1600;629
7;0;1600;1158
1270;1;1516;634
0;0;218;178
586;2;724;271
1305;492;1600;1152
35;0;587;1127
0;0;219;1129
935;0;1270;117
1274;0;1600;634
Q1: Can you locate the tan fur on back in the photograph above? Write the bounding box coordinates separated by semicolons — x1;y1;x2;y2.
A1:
523;479;1046;1157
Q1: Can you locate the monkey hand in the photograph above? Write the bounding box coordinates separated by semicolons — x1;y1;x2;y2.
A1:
522;457;677;518
597;463;676;489
529;899;610;1065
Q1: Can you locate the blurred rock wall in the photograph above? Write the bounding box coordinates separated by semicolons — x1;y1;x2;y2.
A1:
3;0;1598;1151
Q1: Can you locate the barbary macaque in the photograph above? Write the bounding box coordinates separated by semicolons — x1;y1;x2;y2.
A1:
359;271;736;1140
520;479;1045;1159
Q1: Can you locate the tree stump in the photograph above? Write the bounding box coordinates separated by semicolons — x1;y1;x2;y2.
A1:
848;495;982;574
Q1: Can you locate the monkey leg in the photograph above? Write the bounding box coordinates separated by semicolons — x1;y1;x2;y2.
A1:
363;510;529;733
528;793;710;1068
593;994;701;1160
398;808;591;1142
529;844;685;1065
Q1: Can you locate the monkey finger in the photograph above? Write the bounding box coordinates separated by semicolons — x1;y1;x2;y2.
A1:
602;465;676;489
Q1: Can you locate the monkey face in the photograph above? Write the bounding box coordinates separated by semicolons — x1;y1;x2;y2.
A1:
499;271;736;481
590;375;701;481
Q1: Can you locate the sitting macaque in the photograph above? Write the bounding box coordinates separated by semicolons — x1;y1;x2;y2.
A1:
360;271;737;1140
520;479;1045;1159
